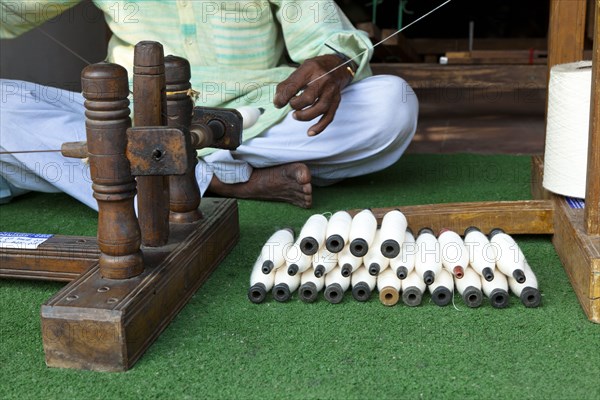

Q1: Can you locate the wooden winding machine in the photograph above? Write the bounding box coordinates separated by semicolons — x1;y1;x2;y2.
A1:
1;41;242;371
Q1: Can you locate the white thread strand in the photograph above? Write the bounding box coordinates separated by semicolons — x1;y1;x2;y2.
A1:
306;0;454;87
543;61;592;198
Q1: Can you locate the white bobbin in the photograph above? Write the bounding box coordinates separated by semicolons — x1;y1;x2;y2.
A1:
390;229;416;280
454;267;483;308
248;254;275;304
324;266;351;304
348;209;377;257
325;211;352;253
379;209;408;258
351;265;377;302
260;228;295;274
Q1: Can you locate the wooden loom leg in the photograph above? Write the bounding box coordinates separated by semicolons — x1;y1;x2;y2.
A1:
585;0;600;235
533;0;600;323
547;0;587;78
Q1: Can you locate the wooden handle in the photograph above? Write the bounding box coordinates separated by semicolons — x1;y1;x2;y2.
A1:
60;141;88;159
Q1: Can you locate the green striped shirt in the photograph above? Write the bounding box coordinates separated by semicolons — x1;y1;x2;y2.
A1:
1;1;374;153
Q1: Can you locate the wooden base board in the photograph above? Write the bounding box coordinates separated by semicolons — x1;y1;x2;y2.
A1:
39;198;239;371
0;236;100;282
531;155;600;323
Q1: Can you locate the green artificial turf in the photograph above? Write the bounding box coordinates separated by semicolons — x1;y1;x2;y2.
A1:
1;154;599;399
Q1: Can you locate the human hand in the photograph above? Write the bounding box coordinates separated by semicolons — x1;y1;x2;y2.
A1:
273;54;353;136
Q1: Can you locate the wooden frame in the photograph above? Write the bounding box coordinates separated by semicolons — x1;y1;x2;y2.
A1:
0;43;241;371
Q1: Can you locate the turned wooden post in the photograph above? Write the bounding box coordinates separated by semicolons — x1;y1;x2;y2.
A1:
546;0;588;128
81;63;143;279
585;0;600;235
134;41;170;246
165;55;202;223
547;0;587;75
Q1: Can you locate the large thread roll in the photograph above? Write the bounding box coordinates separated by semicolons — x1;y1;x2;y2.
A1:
543;61;592;198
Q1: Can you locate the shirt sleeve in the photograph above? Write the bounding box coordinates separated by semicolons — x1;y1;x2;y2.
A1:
0;1;81;38
270;0;373;82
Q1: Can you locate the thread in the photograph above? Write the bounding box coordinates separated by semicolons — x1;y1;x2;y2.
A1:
298;214;328;256
324;266;350;304
248;255;275;303
543;61;592;198
390;229;416;279
312;246;338;278
427;268;454;306
363;230;390;276
285;239;312;276
338;243;363;277
481;268;509;309
508;260;541;308
273;265;301;302
489;230;526;284
464;227;496;281
348;209;377;257
351;265;377;302
401;270;426;307
379;210;407;258
453;267;483;308
415;229;442;285
299;269;325;303
437;229;468;279
376;268;401;306
325;211;352;253
260;228;294;274
236;106;264;129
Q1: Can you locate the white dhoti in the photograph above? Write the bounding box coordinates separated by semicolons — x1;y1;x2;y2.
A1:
0;75;418;210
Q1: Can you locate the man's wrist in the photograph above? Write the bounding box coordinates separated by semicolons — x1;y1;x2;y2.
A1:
323;44;359;80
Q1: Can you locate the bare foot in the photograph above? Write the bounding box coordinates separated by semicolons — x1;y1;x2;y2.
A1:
207;163;312;208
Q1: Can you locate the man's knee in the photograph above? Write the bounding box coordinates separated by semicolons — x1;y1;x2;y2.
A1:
361;75;419;147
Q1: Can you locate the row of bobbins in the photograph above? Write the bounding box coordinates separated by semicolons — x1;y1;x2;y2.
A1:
248;210;541;308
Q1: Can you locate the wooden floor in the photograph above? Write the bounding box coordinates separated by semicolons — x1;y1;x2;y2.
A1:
407;89;546;154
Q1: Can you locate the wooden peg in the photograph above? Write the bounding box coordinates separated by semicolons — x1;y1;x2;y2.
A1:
165;55;202;223
133;41;170;246
81;62;143;279
60;141;88;159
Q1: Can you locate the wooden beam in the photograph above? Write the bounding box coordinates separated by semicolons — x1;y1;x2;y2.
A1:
350;200;555;235
547;0;587;73
444;51;548;65
552;196;600;322
587;0;596;41
0;236;99;282
371;64;547;89
530;155;553;201
531;155;600;323
585;0;600;235
406;38;550;55
379;29;421;62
